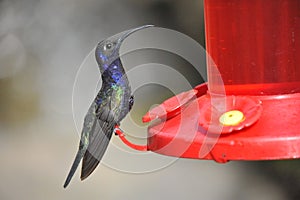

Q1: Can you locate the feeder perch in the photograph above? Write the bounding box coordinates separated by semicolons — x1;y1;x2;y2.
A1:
118;0;300;163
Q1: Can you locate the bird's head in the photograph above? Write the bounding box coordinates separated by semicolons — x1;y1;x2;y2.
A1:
95;25;153;74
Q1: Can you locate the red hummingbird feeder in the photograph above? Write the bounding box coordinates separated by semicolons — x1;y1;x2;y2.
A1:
117;0;300;163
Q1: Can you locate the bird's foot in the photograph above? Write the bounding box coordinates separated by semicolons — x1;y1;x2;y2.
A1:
114;125;124;136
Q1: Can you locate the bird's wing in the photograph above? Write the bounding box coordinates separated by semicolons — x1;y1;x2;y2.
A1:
80;106;116;180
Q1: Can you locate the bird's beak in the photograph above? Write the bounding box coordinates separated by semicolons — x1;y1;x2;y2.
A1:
117;24;154;45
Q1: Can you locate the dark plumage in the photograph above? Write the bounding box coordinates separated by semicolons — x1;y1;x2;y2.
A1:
64;25;153;188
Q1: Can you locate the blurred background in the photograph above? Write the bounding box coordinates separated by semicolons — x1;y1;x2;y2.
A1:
0;0;299;199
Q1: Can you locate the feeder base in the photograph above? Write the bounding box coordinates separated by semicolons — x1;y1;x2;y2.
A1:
146;83;300;163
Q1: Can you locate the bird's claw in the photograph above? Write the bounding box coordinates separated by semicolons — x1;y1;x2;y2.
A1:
114;125;123;136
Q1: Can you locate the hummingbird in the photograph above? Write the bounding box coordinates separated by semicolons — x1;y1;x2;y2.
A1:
64;25;153;188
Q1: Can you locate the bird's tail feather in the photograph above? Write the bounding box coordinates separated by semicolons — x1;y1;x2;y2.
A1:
63;147;86;188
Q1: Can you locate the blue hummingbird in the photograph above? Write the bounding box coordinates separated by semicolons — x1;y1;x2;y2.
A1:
64;25;153;188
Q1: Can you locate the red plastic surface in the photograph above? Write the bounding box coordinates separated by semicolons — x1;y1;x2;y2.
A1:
205;0;300;95
142;89;198;123
198;95;263;134
145;83;300;163
115;126;147;151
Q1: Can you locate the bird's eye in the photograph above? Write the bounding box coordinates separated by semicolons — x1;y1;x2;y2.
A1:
104;42;113;51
